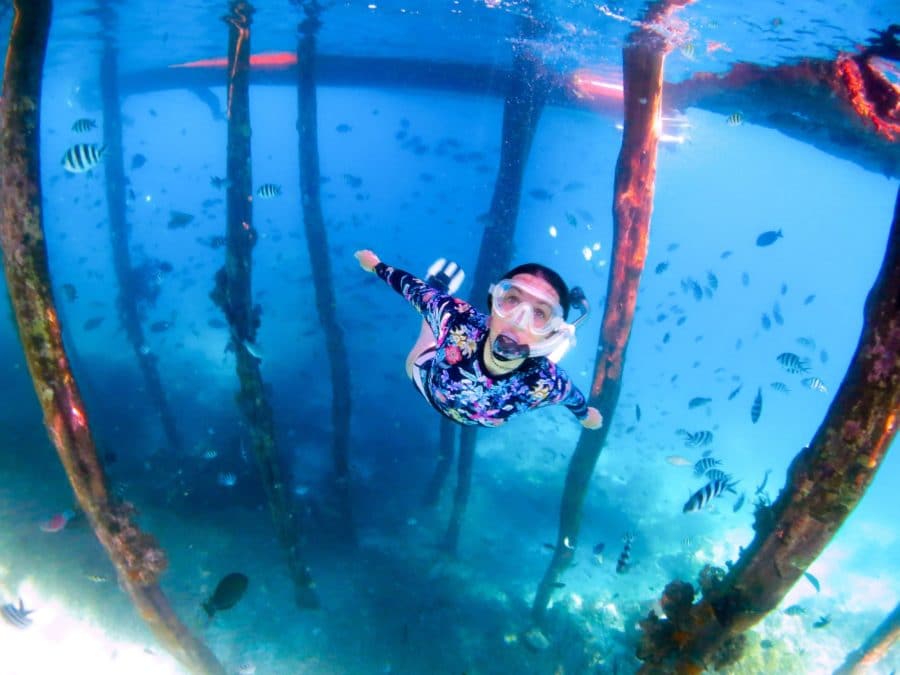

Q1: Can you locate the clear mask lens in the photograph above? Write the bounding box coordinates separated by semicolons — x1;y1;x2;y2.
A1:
490;280;563;337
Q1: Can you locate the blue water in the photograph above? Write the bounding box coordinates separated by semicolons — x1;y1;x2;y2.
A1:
0;1;898;673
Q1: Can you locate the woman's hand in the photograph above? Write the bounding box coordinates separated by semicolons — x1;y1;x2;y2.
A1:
354;250;381;272
581;406;603;430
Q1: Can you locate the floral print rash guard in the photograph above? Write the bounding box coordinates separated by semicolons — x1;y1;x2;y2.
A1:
375;262;590;427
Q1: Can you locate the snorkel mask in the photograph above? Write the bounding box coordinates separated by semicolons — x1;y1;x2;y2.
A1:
488;278;590;363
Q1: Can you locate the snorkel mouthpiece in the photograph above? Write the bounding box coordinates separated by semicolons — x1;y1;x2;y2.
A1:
492;333;530;360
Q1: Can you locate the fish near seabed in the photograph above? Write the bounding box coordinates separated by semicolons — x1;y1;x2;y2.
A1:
203;572;249;618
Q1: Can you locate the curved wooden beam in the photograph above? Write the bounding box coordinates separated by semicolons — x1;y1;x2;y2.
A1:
637;186;900;673
834;602;900;674
0;2;224;672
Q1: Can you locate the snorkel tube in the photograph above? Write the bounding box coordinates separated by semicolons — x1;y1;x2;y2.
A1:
490;286;590;363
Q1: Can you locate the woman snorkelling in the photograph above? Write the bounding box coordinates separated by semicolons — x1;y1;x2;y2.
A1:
354;250;602;430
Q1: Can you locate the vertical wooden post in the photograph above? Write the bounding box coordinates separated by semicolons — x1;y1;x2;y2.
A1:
211;0;319;609
98;0;182;453
441;12;550;553
295;0;355;543
0;2;225;672
531;0;692;626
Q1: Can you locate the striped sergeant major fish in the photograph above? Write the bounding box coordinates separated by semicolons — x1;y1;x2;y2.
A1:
705;468;729;482
751;387;763;424
616;533;635;574
777;352;811;374
256;183;282;199
802;377;828;393
683;478;740;513
1;598;34;629
71;117;97;133
678;429;713;447
62;143;105;173
693;456;721;477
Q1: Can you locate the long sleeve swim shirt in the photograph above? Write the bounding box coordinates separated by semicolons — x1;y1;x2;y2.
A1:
374;262;589;427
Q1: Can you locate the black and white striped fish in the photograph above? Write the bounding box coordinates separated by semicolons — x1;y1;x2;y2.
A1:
683;478;739;513
751;387;763;423
705;468;730;482
678;429;713;447
777;352;811;374
802;377;828;393
616;533;634;573
770;382;790;394
1;598;34;629
71;117;97;133
256;183;282;199
62;143;105;173
694;456;721;477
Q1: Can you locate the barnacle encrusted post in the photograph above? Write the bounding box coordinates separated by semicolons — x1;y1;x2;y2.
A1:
441;10;551;553
834;602;900;674
98;0;182;454
295;0;355;543
0;2;225;673
636;187;899;672
211;0;319;609
530;0;693;626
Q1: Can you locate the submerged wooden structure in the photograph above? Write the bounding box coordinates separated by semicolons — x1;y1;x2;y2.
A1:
441;10;552;554
636;186;900;673
98;0;183;454
531;0;692;625
0;1;224;672
834;602;900;674
210;0;319;609
295;0;355;543
0;0;897;670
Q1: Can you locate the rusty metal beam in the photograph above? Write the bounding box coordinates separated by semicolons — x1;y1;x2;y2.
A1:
0;1;224;672
637;186;900;673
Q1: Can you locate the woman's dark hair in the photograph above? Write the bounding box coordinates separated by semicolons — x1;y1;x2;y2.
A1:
488;263;570;319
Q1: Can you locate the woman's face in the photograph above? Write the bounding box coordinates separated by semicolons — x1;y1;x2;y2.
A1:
488;273;561;350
